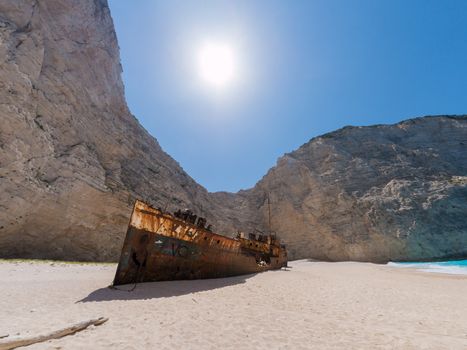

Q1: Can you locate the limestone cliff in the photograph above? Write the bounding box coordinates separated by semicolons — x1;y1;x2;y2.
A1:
238;116;467;262
1;0;466;263
0;0;214;261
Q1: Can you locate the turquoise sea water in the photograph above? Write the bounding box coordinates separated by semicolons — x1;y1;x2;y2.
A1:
388;259;467;275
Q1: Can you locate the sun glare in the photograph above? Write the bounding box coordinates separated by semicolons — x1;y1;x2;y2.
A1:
198;42;236;88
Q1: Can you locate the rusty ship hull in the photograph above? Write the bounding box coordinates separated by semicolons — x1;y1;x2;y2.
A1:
113;200;288;286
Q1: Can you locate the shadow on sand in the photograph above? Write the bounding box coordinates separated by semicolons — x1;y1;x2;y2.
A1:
77;273;257;303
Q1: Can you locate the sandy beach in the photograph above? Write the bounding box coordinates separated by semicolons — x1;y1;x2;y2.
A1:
1;260;466;350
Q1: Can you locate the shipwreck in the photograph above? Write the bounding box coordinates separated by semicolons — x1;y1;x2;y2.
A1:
113;200;288;285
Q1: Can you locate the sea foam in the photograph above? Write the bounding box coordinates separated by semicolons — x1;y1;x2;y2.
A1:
388;259;467;275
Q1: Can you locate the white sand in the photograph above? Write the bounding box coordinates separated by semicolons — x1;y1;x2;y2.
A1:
1;260;466;350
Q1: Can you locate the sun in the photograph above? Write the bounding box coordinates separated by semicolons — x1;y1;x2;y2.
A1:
198;42;236;88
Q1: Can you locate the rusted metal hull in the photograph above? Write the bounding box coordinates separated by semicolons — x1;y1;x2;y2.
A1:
113;200;288;285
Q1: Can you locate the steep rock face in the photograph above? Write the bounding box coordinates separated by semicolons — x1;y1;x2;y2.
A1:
1;1;466;263
239;117;467;262
0;0;217;261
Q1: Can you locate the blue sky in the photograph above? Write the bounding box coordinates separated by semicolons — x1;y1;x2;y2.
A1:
108;0;467;192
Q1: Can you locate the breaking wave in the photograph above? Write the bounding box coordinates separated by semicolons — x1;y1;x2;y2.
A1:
388;259;467;275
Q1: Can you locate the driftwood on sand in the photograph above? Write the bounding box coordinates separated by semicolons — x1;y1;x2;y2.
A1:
0;317;108;350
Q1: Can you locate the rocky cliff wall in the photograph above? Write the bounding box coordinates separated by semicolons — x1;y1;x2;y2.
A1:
1;0;466;262
238;116;467;262
0;0;218;261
